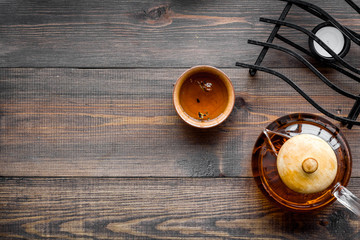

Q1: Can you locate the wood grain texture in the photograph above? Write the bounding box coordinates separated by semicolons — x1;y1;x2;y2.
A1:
1;177;360;240
0;0;359;68
2;0;360;238
1;68;360;177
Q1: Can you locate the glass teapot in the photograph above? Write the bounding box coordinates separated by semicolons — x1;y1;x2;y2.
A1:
252;113;360;215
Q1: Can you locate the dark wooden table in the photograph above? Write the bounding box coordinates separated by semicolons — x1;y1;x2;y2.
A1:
1;0;360;239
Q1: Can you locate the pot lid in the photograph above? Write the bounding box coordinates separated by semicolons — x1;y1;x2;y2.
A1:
277;134;338;194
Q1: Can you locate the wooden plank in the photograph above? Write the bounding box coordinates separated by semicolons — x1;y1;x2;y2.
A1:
0;177;360;239
0;0;359;68
1;68;360;177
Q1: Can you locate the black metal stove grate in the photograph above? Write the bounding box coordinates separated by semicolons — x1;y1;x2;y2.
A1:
236;0;360;128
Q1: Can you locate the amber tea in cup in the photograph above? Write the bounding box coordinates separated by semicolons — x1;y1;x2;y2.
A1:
173;66;235;128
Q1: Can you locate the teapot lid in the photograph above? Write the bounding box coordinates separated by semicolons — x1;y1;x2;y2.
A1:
277;134;338;194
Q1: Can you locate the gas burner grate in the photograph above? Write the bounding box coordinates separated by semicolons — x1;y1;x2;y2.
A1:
236;0;360;128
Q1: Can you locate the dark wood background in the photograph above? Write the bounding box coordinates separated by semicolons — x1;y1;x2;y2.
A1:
1;0;360;239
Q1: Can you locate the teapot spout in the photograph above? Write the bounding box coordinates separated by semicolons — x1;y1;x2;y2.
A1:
332;183;360;217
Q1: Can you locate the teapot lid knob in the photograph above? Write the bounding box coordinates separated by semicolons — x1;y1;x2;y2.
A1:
302;158;318;174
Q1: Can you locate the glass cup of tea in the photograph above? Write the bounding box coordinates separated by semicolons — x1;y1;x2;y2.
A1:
173;65;235;128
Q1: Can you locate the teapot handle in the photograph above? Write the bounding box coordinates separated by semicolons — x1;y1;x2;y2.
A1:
332;183;360;216
263;128;292;157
